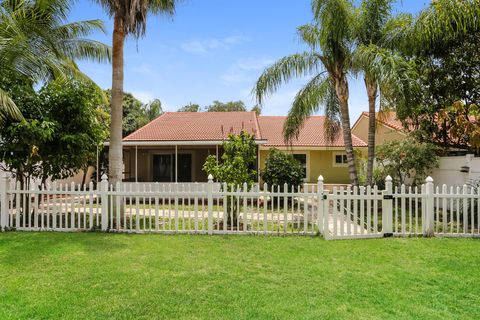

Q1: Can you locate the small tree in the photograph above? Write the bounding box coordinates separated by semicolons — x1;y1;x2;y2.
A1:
203;131;257;226
375;136;439;185
261;148;304;190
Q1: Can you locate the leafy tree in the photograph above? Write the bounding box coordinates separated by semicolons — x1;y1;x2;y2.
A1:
0;0;111;123
104;90;162;136
178;103;201;112
203;131;257;226
437;102;480;151
384;0;480;152
144;99;162;121
38;80;109;184
403;32;479;151
206;100;247;112
0;76;109;187
261;148;304;190
375;136;439;186
254;0;360;185
94;0;178;184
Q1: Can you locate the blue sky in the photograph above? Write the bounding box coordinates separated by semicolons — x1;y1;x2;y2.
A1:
71;0;428;121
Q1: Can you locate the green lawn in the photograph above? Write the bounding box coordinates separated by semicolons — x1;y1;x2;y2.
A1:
0;233;479;319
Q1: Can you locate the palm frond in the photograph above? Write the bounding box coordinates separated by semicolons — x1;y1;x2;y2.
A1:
94;0;178;38
352;44;419;98
0;87;24;124
253;52;323;105
283;74;340;143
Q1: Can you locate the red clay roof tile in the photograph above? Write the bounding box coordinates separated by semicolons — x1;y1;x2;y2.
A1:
257;116;367;147
123;112;367;147
124;112;261;141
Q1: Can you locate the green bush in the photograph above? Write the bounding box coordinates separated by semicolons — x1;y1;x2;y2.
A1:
261;148;304;190
376;136;439;186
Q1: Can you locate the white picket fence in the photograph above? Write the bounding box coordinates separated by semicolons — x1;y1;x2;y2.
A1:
0;174;479;239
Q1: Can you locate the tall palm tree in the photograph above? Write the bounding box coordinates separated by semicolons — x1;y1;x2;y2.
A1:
353;0;393;186
254;0;359;185
0;0;111;123
95;0;177;184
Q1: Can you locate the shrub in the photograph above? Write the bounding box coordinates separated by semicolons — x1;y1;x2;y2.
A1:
375;136;440;186
261;148;304;189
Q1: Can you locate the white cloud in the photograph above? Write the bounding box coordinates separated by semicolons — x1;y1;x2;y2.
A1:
221;57;274;85
223;35;250;45
181;35;250;54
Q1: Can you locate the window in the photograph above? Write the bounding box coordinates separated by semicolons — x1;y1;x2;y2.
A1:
334;154;348;166
293;154;307;179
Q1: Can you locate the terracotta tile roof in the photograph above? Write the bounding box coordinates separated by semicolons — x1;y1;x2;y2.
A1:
257;116;367;147
358;111;407;131
124;112;261;141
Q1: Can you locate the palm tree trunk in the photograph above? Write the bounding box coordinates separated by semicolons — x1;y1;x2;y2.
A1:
365;77;377;186
335;74;358;186
108;14;125;185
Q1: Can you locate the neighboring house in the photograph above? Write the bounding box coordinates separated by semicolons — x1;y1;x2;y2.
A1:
118;112;367;184
351;111;407;145
352;111;480;187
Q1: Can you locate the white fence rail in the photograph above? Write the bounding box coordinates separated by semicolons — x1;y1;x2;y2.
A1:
0;174;479;239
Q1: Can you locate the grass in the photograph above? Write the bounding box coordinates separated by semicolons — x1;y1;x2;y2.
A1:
1;233;479;319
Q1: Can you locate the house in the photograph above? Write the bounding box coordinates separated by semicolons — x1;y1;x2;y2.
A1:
119;111;366;184
351;111;407;145
351;111;480;186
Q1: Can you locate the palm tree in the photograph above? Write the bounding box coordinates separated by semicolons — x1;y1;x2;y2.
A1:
0;0;111;123
254;0;359;185
94;0;177;184
353;0;393;186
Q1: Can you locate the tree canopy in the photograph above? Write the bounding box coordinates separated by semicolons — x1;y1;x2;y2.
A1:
103;90;163;136
0;0;111;123
0;74;109;185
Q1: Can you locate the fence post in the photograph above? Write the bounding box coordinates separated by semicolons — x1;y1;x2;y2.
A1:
207;174;213;235
382;175;393;236
0;172;9;231
317;176;324;235
100;174;109;231
423;176;434;237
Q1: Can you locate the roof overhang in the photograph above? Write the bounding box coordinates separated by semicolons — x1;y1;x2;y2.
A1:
104;139;268;147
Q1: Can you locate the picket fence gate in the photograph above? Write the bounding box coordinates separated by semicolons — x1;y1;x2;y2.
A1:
0;173;479;240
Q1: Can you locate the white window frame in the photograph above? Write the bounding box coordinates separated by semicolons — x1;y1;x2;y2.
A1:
332;152;348;167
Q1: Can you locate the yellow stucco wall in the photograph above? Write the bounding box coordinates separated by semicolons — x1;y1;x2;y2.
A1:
259;148;357;184
352;115;405;145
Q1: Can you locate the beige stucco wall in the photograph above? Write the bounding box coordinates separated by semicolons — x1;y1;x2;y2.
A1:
259;148;359;184
352;115;405;145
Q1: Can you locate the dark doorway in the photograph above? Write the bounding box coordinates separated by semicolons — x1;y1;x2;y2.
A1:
177;154;192;182
153;154;173;182
153;153;192;182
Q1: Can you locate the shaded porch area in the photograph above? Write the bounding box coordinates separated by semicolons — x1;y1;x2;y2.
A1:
123;144;224;183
